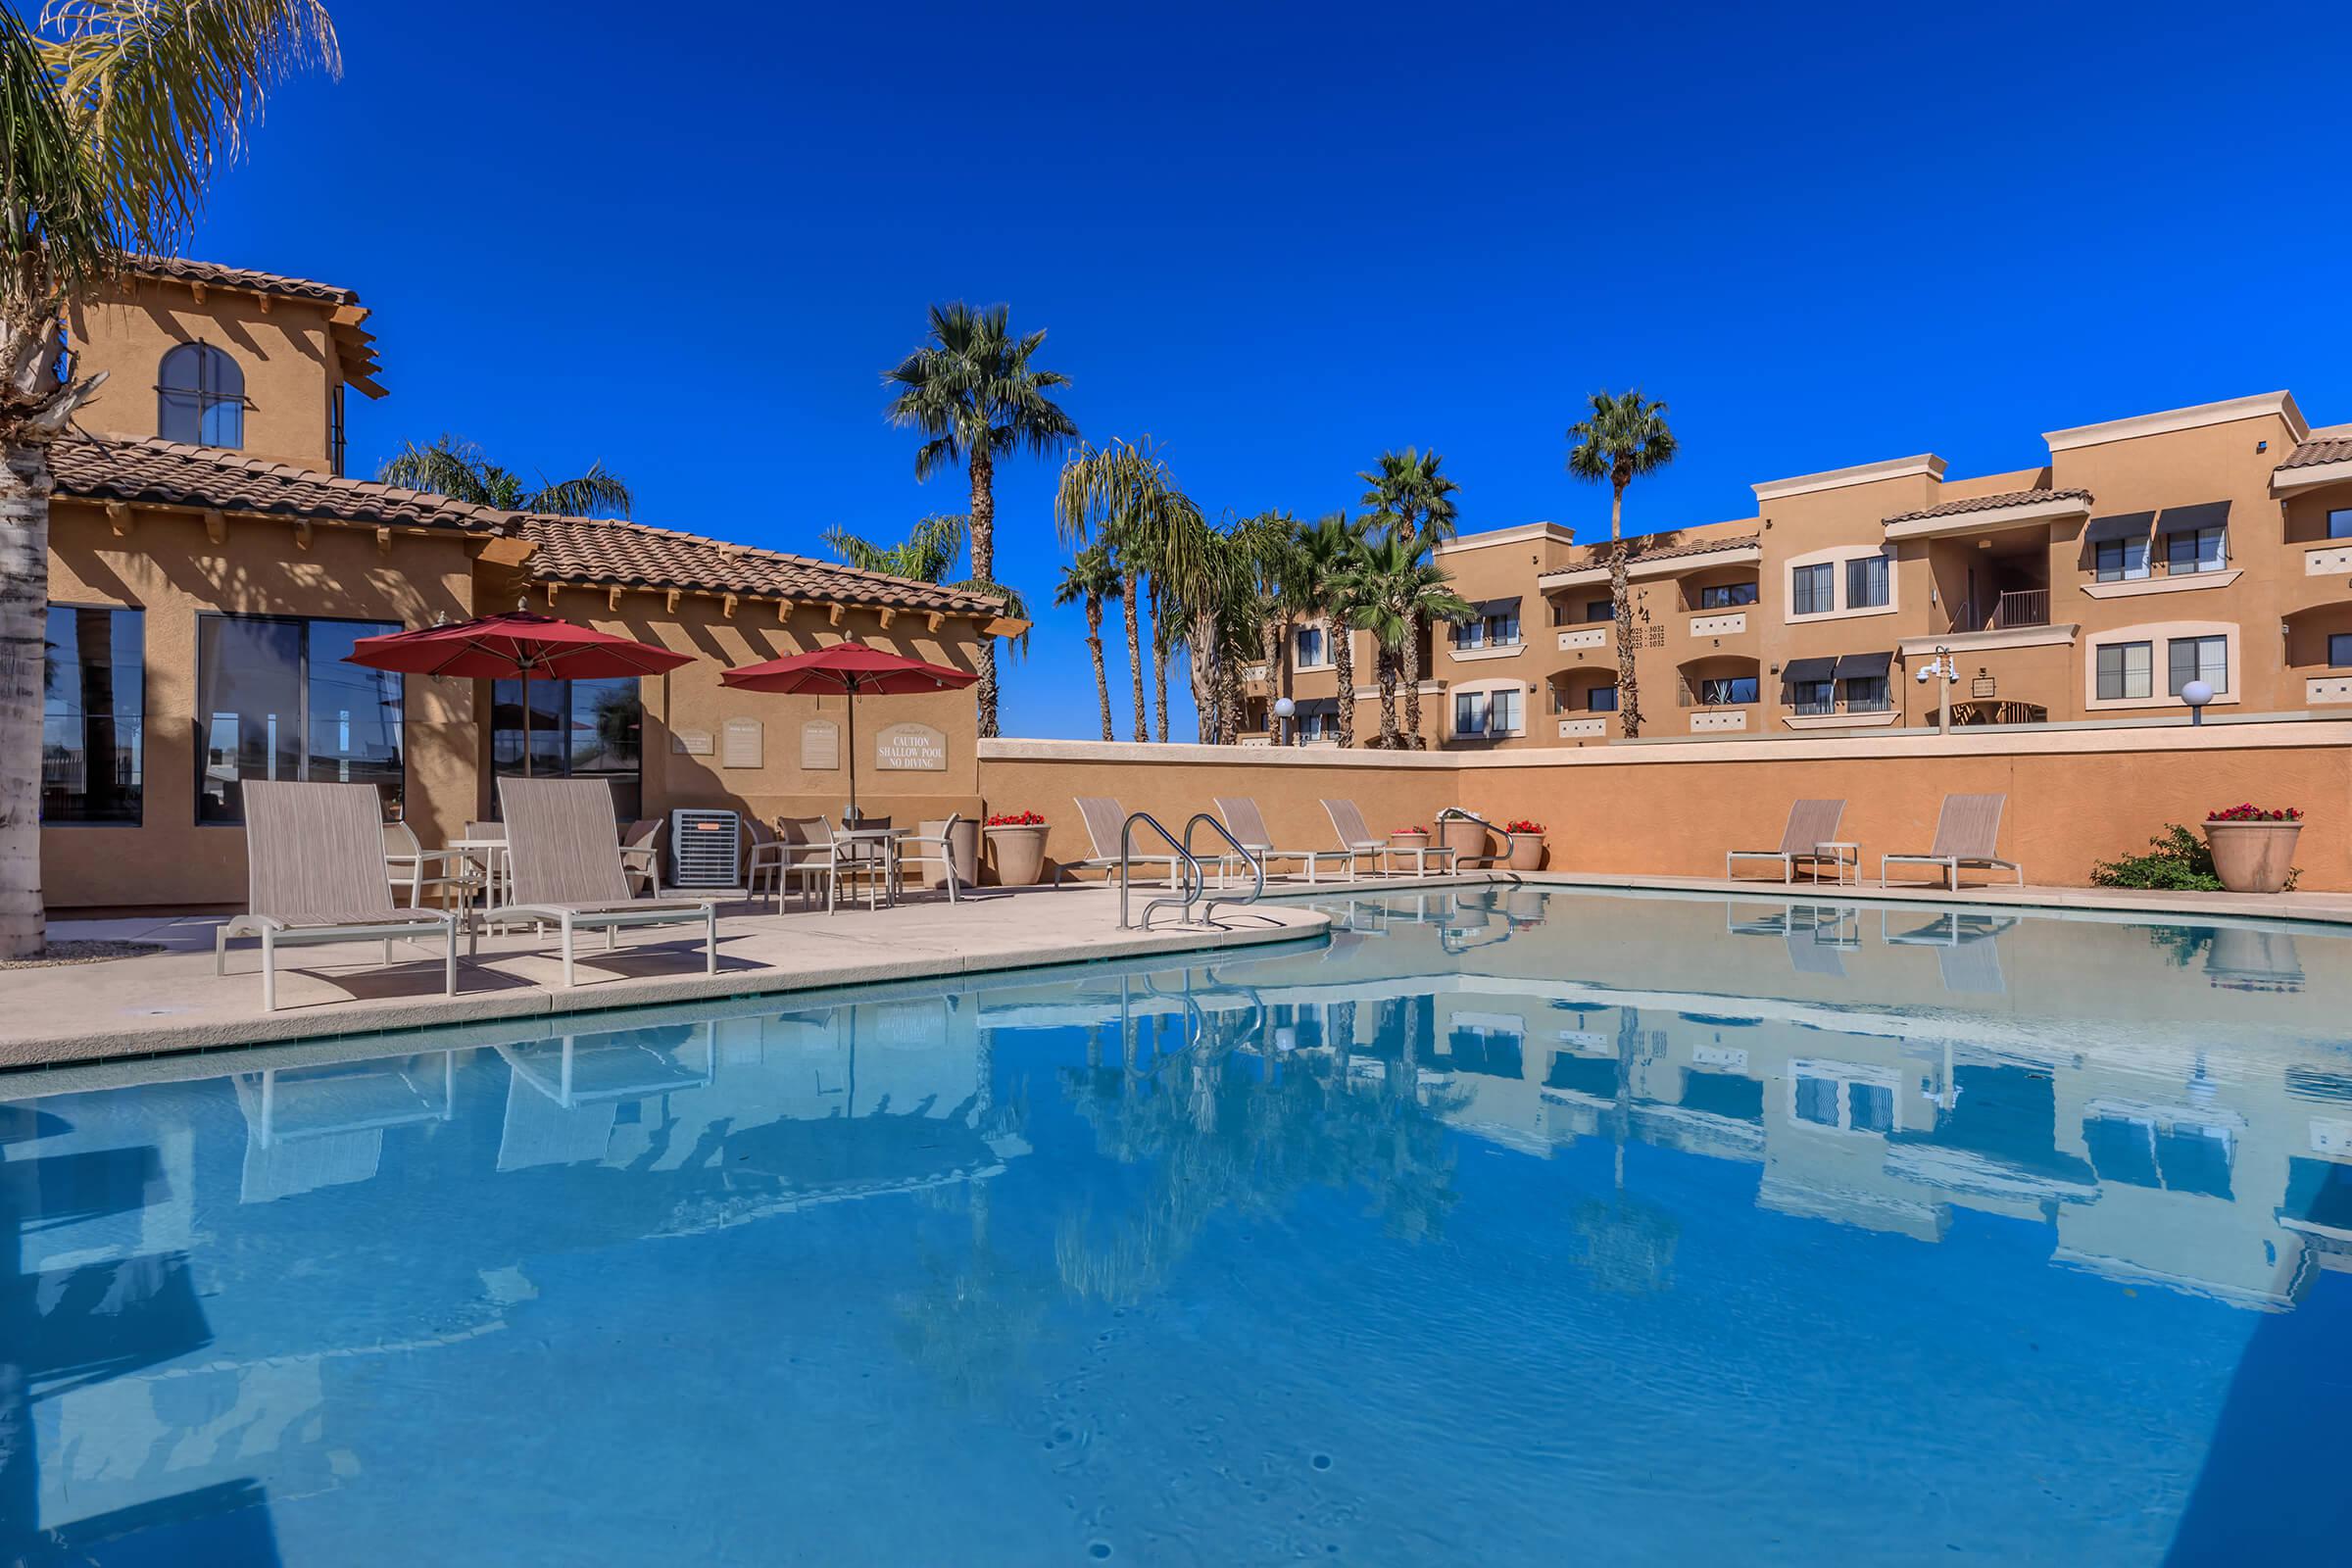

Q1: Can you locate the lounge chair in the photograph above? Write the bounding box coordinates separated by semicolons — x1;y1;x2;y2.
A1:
1055;797;1190;887
1881;793;2023;891
1322;798;1456;877
494;777;720;987
1215;797;1356;884
216;781;467;1011
1726;799;1854;884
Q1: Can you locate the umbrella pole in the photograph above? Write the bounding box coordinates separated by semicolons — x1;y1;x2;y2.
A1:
845;679;858;825
521;666;533;778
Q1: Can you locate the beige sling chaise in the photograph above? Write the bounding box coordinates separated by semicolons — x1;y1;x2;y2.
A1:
495;778;721;987
1322;798;1455;877
1726;799;1855;884
1055;797;1190;886
1215;798;1356;884
216;781;467;1011
1881;793;2024;891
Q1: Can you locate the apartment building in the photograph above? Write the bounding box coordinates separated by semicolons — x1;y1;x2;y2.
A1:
1245;390;2352;747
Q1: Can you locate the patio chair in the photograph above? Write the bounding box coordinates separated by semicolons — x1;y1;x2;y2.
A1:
1215;797;1354;885
1054;797;1190;887
896;813;965;903
216;781;467;1011
1322;798;1455;878
383;818;486;912
494;777;721;987
749;815;837;910
1726;799;1854;884
619;818;662;896
828;814;894;913
1881;793;2024;891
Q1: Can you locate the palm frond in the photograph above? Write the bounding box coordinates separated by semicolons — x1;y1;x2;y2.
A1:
525;460;632;518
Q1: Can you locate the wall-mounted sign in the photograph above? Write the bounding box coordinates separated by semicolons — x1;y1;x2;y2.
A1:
722;717;763;769
801;718;840;770
1972;675;1997;699
874;720;948;771
671;729;713;757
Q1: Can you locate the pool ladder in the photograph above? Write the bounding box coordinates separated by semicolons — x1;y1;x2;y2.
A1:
1118;810;1266;930
1436;806;1523;872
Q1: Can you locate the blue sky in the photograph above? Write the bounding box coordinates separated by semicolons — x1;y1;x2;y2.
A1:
183;0;2352;738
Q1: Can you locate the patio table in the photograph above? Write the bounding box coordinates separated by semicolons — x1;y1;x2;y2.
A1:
833;826;907;910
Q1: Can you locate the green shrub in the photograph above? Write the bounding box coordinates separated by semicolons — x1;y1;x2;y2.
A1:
2090;824;2223;891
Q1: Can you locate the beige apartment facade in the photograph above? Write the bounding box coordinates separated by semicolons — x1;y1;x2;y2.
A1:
1248;391;2352;749
38;260;1010;912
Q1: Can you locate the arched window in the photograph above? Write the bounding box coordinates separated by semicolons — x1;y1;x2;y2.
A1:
158;343;244;448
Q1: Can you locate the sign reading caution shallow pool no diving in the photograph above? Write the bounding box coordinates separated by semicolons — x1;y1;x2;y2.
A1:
874;721;948;771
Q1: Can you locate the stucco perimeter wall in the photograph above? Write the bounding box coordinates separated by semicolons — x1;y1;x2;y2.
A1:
980;722;2352;890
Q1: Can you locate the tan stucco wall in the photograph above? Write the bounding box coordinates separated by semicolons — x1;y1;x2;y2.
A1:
68;278;346;470
43;501;480;910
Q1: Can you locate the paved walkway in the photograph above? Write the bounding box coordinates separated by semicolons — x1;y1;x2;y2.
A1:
2;885;1331;1069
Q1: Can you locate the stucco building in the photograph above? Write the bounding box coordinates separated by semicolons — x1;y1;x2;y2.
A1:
1245;391;2352;749
39;260;1016;912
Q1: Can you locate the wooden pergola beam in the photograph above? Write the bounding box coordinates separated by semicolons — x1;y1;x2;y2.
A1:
105;502;131;537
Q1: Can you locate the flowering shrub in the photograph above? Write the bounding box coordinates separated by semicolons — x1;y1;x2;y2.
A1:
985;810;1047;827
1392;824;1429;836
2207;803;2301;822
1503;818;1544;835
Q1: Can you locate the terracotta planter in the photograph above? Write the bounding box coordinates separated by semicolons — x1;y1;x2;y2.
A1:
1507;834;1546;872
1440;817;1488;866
985;824;1051;888
1390;831;1430;854
918;817;980;889
2202;819;2301;894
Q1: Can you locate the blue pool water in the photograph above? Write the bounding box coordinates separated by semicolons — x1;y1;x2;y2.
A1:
4;887;2351;1564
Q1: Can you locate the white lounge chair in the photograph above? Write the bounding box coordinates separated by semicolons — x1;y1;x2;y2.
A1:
1215;797;1355;884
1055;797;1190;887
217;781;467;1011
1726;799;1855;884
1881;793;2024;891
1322;798;1455;877
494;778;721;987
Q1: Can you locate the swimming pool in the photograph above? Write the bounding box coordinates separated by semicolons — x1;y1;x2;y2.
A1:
4;887;2347;1564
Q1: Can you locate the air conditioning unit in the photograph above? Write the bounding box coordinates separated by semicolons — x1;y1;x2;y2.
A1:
670;809;741;889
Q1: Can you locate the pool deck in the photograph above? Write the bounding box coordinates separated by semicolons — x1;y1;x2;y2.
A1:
0;885;1330;1069
1513;870;2352;926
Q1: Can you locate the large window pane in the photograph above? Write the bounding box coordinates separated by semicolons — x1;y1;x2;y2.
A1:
1699;581;1758;610
2168;635;2228;696
1844;554;1890;610
2095;537;2150;583
1842;675;1890;712
2167;526;2225;574
2329;509;2352;540
1586;685;1618;712
42;606;144;825
2096;641;2153;702
492;675;642;819
1791;564;1833;615
198;616;401;824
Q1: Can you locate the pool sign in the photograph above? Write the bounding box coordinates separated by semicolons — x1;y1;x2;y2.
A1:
874;721;948;771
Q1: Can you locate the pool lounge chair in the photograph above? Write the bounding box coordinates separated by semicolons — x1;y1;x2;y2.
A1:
1215;798;1356;885
1055;797;1191;887
1322;798;1456;877
494;777;720;987
1881;793;2024;891
1726;799;1854;884
216;781;467;1011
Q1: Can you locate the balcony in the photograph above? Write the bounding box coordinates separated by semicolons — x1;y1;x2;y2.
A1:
1557;624;1609;653
1949;588;2049;633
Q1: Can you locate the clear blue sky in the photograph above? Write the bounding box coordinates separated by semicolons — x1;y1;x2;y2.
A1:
185;0;2352;739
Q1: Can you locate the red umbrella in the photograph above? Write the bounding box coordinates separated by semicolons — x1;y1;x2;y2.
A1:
347;611;693;775
720;639;976;820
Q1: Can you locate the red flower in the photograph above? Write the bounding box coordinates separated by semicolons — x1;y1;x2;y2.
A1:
1503;818;1544;834
986;810;1047;827
2207;803;2300;822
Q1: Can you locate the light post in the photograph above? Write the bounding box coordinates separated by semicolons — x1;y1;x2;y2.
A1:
1914;645;1958;736
2181;679;2214;726
1273;695;1297;747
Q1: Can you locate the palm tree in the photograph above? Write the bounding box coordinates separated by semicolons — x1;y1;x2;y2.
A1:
885;302;1076;739
378;434;633;517
1294;511;1368;747
1348;532;1475;749
1054;544;1122;741
1357;450;1459;748
1566;389;1678;740
0;0;340;960
824;513;1029;653
1054;438;1201;743
1250;514;1307;734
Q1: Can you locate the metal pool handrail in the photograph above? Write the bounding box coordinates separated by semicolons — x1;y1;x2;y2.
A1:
1121;810;1204;930
1184;812;1265;923
1437;806;1520;871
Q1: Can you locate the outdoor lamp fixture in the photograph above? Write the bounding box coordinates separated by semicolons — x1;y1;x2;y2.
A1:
1273;695;1297;746
2181;679;2214;726
1916;645;1959;736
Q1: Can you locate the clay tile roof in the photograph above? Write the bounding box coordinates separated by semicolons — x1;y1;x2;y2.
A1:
1546;532;1761;572
125;255;359;307
2277;436;2352;471
1884;487;2093;524
50;435;516;532
517;515;1008;615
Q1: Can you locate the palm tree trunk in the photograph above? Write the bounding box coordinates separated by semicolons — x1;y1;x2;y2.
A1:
1401;617;1424;749
1121;570;1147;742
967;444;1000;738
1220;645;1244;745
1086;595;1113;742
1260;618;1281;738
1188;610;1218;744
0;443;50;958
1610;484;1642;739
1151;584;1171;745
1376;644;1399;748
1335;626;1356;748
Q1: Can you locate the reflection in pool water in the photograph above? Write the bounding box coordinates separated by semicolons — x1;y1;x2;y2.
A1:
2;888;2348;1564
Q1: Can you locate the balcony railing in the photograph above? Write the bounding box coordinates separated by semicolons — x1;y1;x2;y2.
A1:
1992;589;2048;629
